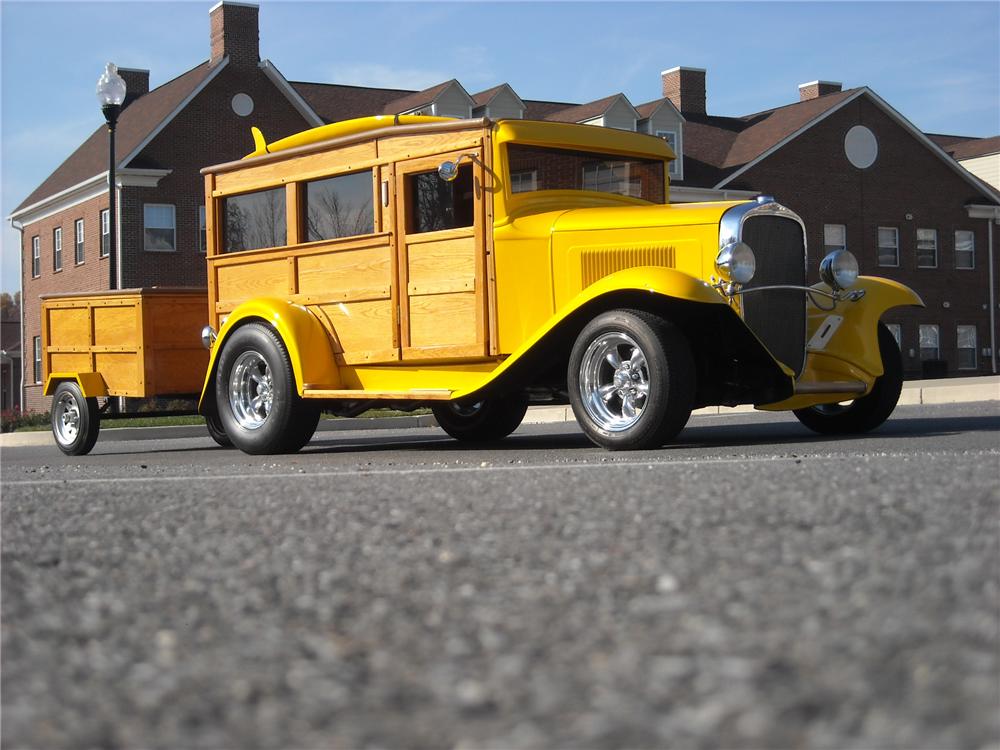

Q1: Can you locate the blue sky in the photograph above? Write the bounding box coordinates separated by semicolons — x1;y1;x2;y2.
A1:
2;0;998;293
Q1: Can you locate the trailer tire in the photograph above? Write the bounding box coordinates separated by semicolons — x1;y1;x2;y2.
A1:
794;322;903;435
216;323;311;454
568;310;695;451
432;392;529;442
51;381;100;456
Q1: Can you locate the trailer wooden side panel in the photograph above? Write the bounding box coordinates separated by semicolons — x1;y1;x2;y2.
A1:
41;288;209;398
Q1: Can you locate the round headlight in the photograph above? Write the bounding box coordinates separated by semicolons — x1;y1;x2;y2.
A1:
716;242;756;285
819;249;859;290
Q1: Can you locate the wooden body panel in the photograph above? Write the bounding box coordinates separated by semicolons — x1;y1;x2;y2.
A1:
41;289;209;397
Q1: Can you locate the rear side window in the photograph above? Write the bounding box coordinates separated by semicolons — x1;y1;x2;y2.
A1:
408;165;473;234
223;187;286;253
305;171;374;241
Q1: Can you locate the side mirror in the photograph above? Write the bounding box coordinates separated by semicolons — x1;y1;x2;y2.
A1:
437;161;459;182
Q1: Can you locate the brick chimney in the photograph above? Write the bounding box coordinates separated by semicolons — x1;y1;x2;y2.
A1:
798;80;843;102
118;68;149;109
661;66;706;116
210;1;259;68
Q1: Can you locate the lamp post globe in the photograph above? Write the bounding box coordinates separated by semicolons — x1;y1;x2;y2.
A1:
96;63;126;290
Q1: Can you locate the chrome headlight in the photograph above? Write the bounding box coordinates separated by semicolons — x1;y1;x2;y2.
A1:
819;249;859;291
716;242;756;285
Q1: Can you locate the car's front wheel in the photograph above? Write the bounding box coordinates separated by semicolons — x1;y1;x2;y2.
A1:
432;392;529;442
568;310;695;450
794;322;903;435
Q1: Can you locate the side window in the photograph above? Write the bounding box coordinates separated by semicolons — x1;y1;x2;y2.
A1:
919;324;939;360
305;171;374;241
408;165;473;234
955;229;975;269
223;187;286;253
877;226;899;267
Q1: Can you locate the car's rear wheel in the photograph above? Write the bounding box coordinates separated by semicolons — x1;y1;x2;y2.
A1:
794;322;903;435
568;310;694;450
215;323;317;454
432;392;529;442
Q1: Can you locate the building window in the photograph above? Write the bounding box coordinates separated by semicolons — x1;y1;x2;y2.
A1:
885;323;902;349
223;188;286;252
824;224;846;252
510;169;538;193
199;206;207;253
75;218;85;264
31;236;40;278
304;171;375;241
53;227;62;272
144;204;176;251
955;229;975;269
877;226;898;267
957;325;977;370
101;209;110;257
656;130;680;178
582;161;641;197
916;228;937;268
919;324;939;360
33;336;42;384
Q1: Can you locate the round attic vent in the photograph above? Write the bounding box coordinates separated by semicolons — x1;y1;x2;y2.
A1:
231;93;254;117
844;125;878;169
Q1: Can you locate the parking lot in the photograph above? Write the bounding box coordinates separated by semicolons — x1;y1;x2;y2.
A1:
3;401;999;749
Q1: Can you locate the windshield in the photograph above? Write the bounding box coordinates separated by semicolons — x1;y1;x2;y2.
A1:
506;144;667;204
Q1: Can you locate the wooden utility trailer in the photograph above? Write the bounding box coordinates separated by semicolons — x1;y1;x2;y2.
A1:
41;288;215;454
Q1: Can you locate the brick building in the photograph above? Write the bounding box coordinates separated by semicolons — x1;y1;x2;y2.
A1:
11;1;1000;412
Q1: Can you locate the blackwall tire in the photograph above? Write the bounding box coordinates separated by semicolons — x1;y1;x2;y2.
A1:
51;381;100;456
432;392;529;442
204;410;232;447
568;310;695;451
794;322;903;435
215;323;309;455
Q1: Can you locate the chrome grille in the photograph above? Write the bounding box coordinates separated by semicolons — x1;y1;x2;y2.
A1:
740;215;807;376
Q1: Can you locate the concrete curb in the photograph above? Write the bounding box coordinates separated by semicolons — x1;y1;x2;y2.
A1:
3;377;997;449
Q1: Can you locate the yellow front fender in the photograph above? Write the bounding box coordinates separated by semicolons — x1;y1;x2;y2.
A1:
198;298;341;412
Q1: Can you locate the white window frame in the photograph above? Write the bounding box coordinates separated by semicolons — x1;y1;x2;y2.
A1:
954;229;975;269
53;227;62;272
199;206;207;253
143;204;177;252
31;236;40;278
916;228;937;269
824;224;846;252
956;325;977;370
919;324;940;361
74;218;85;265
100;209;110;258
33;336;42;384
877;226;899;267
656;130;682;179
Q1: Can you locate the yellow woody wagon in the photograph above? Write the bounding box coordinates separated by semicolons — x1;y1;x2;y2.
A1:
43;114;922;455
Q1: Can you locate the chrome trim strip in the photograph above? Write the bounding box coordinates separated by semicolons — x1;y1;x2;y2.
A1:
794;380;867;395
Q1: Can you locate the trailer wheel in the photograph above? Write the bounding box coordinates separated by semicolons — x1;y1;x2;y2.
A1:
794;322;903;435
568;310;695;451
204;410;232;448
51;381;100;456
216;323;313;454
432;392;529;442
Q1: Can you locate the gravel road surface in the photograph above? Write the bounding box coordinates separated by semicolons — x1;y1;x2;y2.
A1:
3;402;998;749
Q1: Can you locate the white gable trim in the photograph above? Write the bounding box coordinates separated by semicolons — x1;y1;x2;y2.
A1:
119;58;231;168
258;59;324;127
477;83;526;111
440;80;476;108
637;98;686;123
716;87;1000;203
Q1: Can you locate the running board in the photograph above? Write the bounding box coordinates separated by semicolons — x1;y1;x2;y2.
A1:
794;380;868;395
302;387;453;401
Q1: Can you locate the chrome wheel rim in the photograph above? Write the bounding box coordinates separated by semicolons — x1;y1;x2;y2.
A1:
449;401;484;418
812;400;855;416
579;331;650;432
53;392;80;446
229;351;273;430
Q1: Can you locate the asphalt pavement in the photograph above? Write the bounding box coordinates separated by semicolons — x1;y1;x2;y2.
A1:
2;402;999;749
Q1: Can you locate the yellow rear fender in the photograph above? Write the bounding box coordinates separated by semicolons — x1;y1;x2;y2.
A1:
44;372;108;398
804;276;924;379
198;298;341;413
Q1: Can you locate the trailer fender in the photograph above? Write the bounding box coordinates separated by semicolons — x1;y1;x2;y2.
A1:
804;276;924;379
198;298;341;413
44;372;108;398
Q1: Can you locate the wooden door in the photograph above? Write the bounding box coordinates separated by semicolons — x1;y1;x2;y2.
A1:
394;148;489;361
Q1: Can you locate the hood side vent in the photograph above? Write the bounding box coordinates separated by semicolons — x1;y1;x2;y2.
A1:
580;244;676;287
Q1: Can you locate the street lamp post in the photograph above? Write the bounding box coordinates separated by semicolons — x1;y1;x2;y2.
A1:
96;63;126;290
